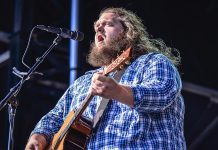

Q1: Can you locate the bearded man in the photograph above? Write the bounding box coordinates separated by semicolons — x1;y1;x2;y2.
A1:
25;7;186;150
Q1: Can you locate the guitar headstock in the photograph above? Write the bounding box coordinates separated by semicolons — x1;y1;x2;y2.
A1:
103;47;132;75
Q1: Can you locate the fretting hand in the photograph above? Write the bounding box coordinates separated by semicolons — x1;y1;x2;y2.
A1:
91;71;134;107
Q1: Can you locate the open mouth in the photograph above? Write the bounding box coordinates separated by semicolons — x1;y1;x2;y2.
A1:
97;34;105;42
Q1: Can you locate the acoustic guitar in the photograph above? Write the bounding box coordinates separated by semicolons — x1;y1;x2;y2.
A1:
47;47;132;150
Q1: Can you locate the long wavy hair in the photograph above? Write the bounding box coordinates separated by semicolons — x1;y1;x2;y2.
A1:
99;7;181;66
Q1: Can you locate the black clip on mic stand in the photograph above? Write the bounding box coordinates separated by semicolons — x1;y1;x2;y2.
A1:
0;35;63;150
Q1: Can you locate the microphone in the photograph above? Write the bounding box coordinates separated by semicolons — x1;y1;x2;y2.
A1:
36;25;84;41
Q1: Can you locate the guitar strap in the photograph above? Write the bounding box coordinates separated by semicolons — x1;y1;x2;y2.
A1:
93;68;126;128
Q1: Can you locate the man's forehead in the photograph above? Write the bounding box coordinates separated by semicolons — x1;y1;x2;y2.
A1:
97;12;119;22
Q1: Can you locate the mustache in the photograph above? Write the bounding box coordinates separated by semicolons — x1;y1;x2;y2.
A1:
87;34;129;67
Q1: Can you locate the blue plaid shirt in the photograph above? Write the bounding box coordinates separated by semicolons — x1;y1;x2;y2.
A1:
32;52;186;149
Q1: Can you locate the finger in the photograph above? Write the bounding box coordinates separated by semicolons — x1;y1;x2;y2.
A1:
92;74;107;83
97;70;104;75
93;71;104;77
92;87;104;95
96;75;108;82
91;87;100;95
92;73;101;83
92;83;104;92
91;83;106;95
93;80;104;87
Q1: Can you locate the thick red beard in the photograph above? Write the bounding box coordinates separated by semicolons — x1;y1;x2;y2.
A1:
87;35;128;67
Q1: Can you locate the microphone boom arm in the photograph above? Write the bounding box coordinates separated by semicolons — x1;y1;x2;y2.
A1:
0;35;63;150
0;35;62;110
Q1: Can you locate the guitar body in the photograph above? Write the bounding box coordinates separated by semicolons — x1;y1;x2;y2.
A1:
47;111;93;150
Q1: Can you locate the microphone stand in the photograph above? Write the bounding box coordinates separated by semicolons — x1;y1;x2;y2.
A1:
0;35;63;150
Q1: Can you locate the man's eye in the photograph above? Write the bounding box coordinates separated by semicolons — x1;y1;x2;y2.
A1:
106;23;113;26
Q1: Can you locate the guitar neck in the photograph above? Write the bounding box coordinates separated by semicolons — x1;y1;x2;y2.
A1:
73;92;94;122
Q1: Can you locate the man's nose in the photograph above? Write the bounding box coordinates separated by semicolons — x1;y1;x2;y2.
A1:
97;24;104;33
